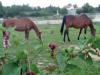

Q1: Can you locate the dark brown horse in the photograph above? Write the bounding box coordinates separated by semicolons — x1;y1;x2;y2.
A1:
60;14;96;42
2;17;42;41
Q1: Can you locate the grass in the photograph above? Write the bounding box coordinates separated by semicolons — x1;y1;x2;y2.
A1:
0;23;100;75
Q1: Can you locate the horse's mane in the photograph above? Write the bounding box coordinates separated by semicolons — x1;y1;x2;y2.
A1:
80;13;90;19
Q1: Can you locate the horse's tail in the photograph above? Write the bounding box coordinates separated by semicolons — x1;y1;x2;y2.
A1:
60;15;66;35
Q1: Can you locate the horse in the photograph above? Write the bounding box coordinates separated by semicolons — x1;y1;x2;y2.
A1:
2;17;42;42
60;14;96;42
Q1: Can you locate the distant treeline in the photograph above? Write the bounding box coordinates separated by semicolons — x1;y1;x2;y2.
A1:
0;1;100;17
76;3;100;14
0;2;67;17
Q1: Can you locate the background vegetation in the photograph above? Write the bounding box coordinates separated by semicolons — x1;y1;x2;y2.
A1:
0;1;100;75
0;1;100;17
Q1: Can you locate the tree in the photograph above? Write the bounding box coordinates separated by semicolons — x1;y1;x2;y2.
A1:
2;5;68;17
0;1;4;17
82;3;94;13
45;5;58;15
59;7;68;15
96;5;100;12
76;8;83;14
3;5;34;17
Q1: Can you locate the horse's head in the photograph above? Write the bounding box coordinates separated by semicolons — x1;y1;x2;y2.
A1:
91;28;96;37
38;31;43;45
38;31;42;40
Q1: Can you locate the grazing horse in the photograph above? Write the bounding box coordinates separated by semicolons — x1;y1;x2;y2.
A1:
2;17;42;41
60;14;96;42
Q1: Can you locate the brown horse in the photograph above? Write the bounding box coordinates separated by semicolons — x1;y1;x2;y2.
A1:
60;14;96;42
2;17;42;41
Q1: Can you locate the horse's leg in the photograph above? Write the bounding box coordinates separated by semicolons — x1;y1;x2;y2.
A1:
84;28;87;39
25;30;29;40
66;29;70;42
63;30;67;42
78;28;83;40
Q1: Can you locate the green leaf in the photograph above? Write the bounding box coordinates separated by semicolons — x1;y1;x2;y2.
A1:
79;53;93;65
78;53;85;60
0;49;5;58
64;48;69;54
12;39;20;47
85;55;93;65
87;37;94;43
0;25;6;31
16;50;28;60
30;64;40;74
56;51;66;72
87;36;100;49
21;64;27;74
2;62;21;75
67;48;74;53
66;64;81;71
92;38;100;49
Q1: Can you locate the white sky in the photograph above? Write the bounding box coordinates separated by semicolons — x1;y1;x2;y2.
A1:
0;0;100;7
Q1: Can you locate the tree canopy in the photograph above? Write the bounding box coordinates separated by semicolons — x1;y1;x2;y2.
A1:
0;1;100;17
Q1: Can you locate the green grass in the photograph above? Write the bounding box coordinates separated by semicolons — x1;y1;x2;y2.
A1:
0;23;100;75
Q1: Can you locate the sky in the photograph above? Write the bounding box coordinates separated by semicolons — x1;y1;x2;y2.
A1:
0;0;100;8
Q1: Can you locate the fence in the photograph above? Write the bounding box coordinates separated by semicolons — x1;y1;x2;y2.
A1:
0;13;100;25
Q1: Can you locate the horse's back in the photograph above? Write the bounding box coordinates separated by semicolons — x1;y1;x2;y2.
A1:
3;18;15;27
3;17;35;31
65;15;83;28
80;14;92;26
65;15;75;26
14;18;34;31
15;18;33;25
64;14;92;28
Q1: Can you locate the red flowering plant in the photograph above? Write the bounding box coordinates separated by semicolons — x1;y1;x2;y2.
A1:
49;42;57;58
26;71;35;75
3;31;10;48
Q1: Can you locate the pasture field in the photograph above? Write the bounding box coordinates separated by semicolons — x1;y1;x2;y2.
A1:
0;23;100;75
